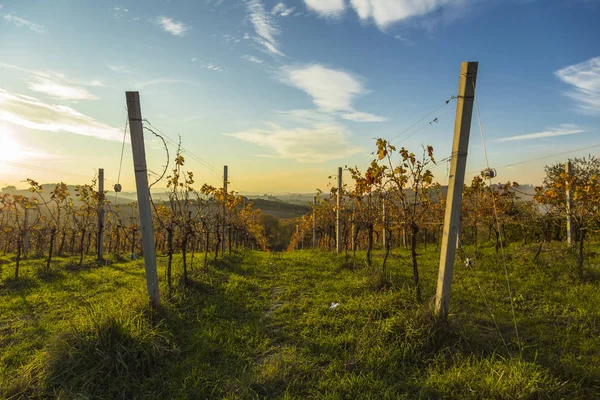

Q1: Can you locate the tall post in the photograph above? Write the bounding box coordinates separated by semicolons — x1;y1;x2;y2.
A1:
435;61;478;318
566;161;573;247
296;225;299;250
336;167;342;254
312;195;317;248
23;207;29;256
126;91;160;308
97;168;105;261
222;165;228;253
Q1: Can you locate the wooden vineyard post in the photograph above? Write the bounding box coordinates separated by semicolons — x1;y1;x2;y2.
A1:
126;91;160;308
435;61;478;318
566;161;573;247
97;168;105;261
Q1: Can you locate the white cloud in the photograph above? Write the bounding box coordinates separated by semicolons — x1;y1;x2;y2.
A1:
303;0;345;17
555;57;600;115
0;63;101;100
0;88;123;141
280;64;386;122
203;63;223;72
111;6;128;19
304;0;461;28
226;122;362;162
341;111;387;122
154;16;190;37
243;55;264;64
247;0;284;56
495;124;589;142
27;77;98;100
272;3;296;17
394;34;415;45
190;57;197;62
352;0;456;28
282;64;362;112
1;11;45;33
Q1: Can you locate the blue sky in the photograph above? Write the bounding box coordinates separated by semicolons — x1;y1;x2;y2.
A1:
0;0;599;193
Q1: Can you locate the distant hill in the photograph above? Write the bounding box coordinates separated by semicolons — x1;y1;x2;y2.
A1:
249;199;310;219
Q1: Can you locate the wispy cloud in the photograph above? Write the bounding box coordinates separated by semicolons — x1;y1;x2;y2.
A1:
243;55;264;64
247;0;284;56
1;63;101;100
27;78;98;100
352;0;456;28
111;6;128;19
226;122;362;162
555;57;600;115
280;64;386;122
303;0;345;17
203;63;223;72
1;8;45;33
0;88;123;141
341;111;387;122
394;34;415;45
136;79;198;89
153;16;190;37
222;34;241;43
304;0;461;28
495;124;589;142
272;3;296;17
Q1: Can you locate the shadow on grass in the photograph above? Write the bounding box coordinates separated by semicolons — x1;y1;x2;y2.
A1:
0;275;39;293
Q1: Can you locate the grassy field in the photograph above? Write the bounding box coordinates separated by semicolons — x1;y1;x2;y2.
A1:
1;242;599;399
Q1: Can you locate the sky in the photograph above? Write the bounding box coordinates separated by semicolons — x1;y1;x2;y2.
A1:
0;0;599;194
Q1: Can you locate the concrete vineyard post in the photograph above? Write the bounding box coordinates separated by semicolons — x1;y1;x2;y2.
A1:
336;167;342;254
97;168;105;261
435;61;478;318
223;165;228;253
126;91;160;308
313;195;317;248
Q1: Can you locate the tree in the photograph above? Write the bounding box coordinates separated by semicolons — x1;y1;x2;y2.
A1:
371;139;437;301
27;180;71;270
535;156;600;277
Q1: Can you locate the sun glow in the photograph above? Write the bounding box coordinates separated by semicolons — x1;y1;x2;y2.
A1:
0;131;24;163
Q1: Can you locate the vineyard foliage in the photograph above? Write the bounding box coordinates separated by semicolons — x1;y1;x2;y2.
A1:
0;153;268;289
288;141;600;285
1;137;600;398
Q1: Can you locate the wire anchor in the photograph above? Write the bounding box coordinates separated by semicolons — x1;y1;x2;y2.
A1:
481;168;497;179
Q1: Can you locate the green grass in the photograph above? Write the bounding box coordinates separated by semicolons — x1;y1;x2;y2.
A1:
1;242;599;399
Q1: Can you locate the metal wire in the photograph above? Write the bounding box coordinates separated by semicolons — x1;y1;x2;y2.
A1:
114;116;129;204
473;81;522;354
